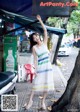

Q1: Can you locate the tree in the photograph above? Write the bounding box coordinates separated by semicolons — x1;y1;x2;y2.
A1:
46;1;80;39
46;17;66;28
51;50;80;112
67;10;80;38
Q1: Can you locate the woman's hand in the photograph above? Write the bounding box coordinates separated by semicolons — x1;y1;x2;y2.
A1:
36;15;42;21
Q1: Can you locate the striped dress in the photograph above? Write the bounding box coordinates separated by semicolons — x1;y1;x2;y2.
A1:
32;43;54;92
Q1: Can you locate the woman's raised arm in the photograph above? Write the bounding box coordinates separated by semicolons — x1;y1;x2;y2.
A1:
36;15;48;44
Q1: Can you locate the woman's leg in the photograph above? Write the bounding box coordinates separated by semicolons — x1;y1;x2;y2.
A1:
23;90;34;109
41;91;47;109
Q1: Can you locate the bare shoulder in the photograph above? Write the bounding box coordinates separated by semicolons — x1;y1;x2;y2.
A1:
32;46;37;56
32;45;36;51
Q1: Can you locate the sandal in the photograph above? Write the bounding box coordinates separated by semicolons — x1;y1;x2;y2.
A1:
41;103;46;110
22;101;33;109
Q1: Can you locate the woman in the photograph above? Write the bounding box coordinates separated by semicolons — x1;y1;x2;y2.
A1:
23;15;54;110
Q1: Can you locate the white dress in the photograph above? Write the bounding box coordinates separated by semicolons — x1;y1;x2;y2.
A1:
32;43;55;92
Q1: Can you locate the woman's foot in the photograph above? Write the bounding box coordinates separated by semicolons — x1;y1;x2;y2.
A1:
22;100;33;110
42;102;46;110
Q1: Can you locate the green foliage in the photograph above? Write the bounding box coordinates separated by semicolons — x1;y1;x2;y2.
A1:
67;10;80;36
47;17;64;28
46;0;80;37
47;17;60;27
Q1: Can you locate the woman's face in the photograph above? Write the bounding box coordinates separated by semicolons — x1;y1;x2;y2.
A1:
33;33;40;42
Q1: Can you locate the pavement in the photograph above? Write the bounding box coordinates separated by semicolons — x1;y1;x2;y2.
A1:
16;47;79;112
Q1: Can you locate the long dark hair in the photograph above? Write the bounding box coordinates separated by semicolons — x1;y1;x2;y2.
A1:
29;33;38;51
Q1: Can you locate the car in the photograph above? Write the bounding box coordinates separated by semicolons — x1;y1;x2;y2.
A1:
58;44;71;56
